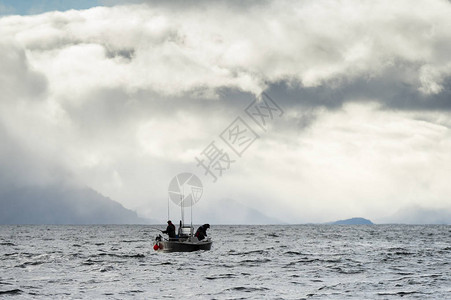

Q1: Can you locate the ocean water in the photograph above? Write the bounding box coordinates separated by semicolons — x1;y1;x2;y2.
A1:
0;225;450;299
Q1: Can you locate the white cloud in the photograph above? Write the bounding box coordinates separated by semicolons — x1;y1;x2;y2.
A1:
2;0;451;98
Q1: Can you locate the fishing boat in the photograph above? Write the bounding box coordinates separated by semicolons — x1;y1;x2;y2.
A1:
153;173;212;252
154;223;212;252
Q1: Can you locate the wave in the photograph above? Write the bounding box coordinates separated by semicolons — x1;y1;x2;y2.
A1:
284;251;305;255
0;242;15;246
228;249;270;256
378;291;428;296
16;261;46;268
100;266;114;272
205;273;237;280
96;253;145;258
0;289;22;295
225;286;270;292
239;258;271;264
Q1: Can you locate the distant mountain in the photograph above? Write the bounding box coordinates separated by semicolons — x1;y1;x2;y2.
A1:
0;185;151;224
327;217;373;225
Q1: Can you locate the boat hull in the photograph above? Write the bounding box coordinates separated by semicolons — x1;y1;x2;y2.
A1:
156;240;212;252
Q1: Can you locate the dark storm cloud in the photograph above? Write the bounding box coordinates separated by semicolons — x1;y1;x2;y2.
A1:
266;75;451;113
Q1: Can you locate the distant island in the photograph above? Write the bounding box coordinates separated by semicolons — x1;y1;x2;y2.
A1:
327;217;373;225
0;185;152;225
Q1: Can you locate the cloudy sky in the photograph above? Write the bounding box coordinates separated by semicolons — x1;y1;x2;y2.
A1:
1;0;451;224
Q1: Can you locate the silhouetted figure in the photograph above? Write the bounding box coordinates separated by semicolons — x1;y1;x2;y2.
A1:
195;224;210;241
162;220;176;238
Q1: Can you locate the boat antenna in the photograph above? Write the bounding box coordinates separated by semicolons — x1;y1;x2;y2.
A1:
167;194;170;221
181;186;184;226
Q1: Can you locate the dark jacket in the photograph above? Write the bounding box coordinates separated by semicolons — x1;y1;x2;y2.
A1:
195;224;209;241
163;223;176;238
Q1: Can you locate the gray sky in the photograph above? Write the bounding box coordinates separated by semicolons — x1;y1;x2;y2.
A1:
1;0;451;224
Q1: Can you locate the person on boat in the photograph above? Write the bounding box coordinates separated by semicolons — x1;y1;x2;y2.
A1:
195;224;210;241
162;220;176;238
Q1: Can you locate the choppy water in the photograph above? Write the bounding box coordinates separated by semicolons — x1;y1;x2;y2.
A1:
0;225;450;299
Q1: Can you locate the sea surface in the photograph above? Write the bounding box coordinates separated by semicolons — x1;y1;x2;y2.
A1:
0;225;450;299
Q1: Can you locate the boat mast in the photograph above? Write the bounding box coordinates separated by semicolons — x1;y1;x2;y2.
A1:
180;186;184;226
167;195;170;221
